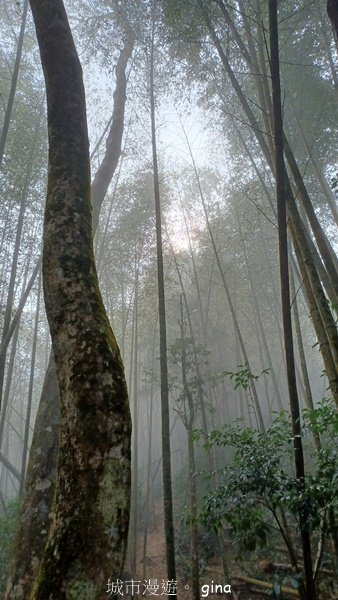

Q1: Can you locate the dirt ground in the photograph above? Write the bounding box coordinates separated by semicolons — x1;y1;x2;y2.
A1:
121;504;270;600
126;503;336;599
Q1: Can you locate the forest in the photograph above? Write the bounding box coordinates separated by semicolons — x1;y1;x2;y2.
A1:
1;0;338;598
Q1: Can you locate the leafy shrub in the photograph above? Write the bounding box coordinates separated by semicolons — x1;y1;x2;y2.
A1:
195;402;338;557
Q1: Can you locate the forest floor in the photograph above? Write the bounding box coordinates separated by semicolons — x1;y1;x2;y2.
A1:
130;502;336;599
123;501;271;600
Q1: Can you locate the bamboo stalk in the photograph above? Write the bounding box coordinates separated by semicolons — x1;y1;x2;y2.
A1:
233;575;299;598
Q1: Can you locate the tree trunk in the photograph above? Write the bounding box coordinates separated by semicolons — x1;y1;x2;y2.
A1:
19;270;42;496
235;208;284;411
150;8;177;589
0;249;34;450
0;258;41;368
283;135;338;301
269;3;316;598
4;355;59;599
178;117;265;431
289;271;315;413
167;230;210;434
5;4;135;597
318;2;338;89
91;23;135;231
328;0;338;57
0;103;44;415
179;299;200;600
200;0;338;405
290;100;338;228
142;322;157;580
130;263;139;577
0;0;29;168
12;1;131;597
215;0;338;304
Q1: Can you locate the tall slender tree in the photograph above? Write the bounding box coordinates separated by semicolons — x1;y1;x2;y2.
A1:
269;2;316;598
0;0;29;167
150;4;177;590
328;0;338;56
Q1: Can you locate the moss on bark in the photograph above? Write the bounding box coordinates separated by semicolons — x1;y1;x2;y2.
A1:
23;1;131;598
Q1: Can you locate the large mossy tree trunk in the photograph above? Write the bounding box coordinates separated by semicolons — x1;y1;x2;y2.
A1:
5;6;134;598
18;1;131;597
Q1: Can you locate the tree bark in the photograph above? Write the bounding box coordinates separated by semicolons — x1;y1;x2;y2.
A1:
91;23;135;231
269;3;316;597
150;9;177;590
328;0;338;57
0;0;29;168
10;1;131;597
19;270;42;496
4;355;59;599
179;300;200;600
130;263;139;577
5;4;135;597
291;225;338;406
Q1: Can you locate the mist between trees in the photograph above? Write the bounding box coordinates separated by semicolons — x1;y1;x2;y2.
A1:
1;1;338;599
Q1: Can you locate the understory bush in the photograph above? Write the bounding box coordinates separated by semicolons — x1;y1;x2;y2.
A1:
195;399;338;587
